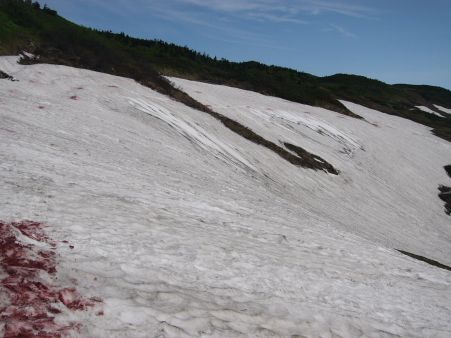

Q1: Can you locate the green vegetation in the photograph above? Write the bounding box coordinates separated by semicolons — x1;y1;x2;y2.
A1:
0;0;450;142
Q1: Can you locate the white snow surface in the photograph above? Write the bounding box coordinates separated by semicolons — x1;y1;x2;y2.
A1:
434;104;451;115
415;105;444;117
1;56;451;337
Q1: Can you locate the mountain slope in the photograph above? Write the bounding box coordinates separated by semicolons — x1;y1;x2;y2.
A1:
1;56;451;337
2;2;451;337
1;0;451;142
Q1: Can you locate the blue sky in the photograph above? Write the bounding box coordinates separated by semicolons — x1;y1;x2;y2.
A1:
44;0;451;89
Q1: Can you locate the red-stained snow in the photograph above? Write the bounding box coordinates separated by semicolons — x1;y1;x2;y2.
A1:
0;221;100;338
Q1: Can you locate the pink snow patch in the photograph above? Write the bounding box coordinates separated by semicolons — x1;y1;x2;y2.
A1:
58;288;96;311
0;220;101;338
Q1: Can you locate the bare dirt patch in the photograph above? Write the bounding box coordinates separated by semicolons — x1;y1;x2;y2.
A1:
0;70;16;81
397;250;451;272
438;165;451;215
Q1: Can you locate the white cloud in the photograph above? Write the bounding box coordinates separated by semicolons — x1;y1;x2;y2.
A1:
246;12;309;24
90;0;373;23
77;0;372;26
176;0;372;19
156;0;368;43
326;23;357;38
69;0;366;46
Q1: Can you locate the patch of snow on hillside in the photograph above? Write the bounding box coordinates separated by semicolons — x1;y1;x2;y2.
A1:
416;105;444;117
434;104;451;115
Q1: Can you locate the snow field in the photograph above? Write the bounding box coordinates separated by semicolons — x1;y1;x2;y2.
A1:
1;57;451;337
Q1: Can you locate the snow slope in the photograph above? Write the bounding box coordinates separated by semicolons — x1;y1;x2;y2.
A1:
434;104;451;115
1;56;451;337
415;105;444;117
171;77;451;261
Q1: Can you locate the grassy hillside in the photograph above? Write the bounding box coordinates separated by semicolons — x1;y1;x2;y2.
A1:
1;0;450;141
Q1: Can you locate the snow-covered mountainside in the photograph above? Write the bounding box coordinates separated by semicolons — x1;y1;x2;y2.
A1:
1;56;451;337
